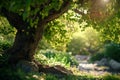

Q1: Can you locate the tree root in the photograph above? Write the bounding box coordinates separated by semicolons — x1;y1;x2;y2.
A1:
33;60;73;76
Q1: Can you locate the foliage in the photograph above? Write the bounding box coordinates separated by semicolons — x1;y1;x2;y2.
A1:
0;40;12;51
0;16;15;51
35;49;78;67
41;10;79;51
67;35;87;55
90;42;120;62
1;0;120;63
0;67;120;80
31;74;120;80
67;27;102;55
0;0;74;63
81;0;120;43
90;52;105;62
71;0;120;44
0;54;38;80
43;20;71;51
0;53;9;67
97;9;120;43
104;42;120;62
45;74;57;80
0;54;120;80
0;16;15;35
32;73;120;80
63;75;101;80
0;68;28;80
103;74;120;80
39;72;120;80
0;68;47;80
0;0;73;29
37;37;52;51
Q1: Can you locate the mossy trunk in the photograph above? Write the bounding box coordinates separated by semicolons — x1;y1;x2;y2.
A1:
6;24;45;64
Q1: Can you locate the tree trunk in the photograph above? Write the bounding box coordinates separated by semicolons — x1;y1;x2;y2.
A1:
6;23;45;64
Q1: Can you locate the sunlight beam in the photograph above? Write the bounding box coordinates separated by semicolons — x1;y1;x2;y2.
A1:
103;0;109;3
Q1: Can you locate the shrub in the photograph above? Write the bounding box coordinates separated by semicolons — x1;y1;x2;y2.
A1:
104;42;120;62
90;52;105;62
90;42;120;62
34;53;48;65
35;49;78;67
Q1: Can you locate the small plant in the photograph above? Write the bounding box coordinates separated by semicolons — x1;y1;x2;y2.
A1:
35;49;78;67
34;53;48;65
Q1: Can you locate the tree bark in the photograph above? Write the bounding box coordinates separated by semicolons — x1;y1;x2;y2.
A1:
6;22;45;63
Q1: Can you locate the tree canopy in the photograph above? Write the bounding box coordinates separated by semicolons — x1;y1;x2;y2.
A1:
74;0;120;43
1;0;120;43
0;0;73;28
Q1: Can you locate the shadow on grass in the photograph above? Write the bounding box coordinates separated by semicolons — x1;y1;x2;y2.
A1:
0;66;120;80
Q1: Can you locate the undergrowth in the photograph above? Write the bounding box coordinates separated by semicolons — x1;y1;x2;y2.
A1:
34;49;78;67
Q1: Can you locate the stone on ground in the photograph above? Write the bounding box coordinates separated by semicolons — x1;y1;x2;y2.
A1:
109;59;120;70
17;60;39;73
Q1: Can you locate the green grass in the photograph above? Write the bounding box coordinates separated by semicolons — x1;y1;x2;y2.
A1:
0;49;120;80
35;73;120;80
0;64;120;80
103;74;120;80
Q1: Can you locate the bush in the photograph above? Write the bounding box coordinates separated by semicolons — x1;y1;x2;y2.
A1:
35;49;78;67
90;52;105;62
104;42;120;62
90;42;120;62
0;40;12;51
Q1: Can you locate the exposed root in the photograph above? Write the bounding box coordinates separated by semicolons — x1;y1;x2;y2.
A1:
33;60;73;76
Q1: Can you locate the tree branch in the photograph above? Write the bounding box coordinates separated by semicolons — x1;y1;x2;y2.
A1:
1;7;29;30
43;1;72;23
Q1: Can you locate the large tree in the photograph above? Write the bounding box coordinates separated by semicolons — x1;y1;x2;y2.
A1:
1;0;81;62
0;0;75;64
0;0;120;65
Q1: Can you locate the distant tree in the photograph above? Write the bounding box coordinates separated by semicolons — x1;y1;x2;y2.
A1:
67;27;102;55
